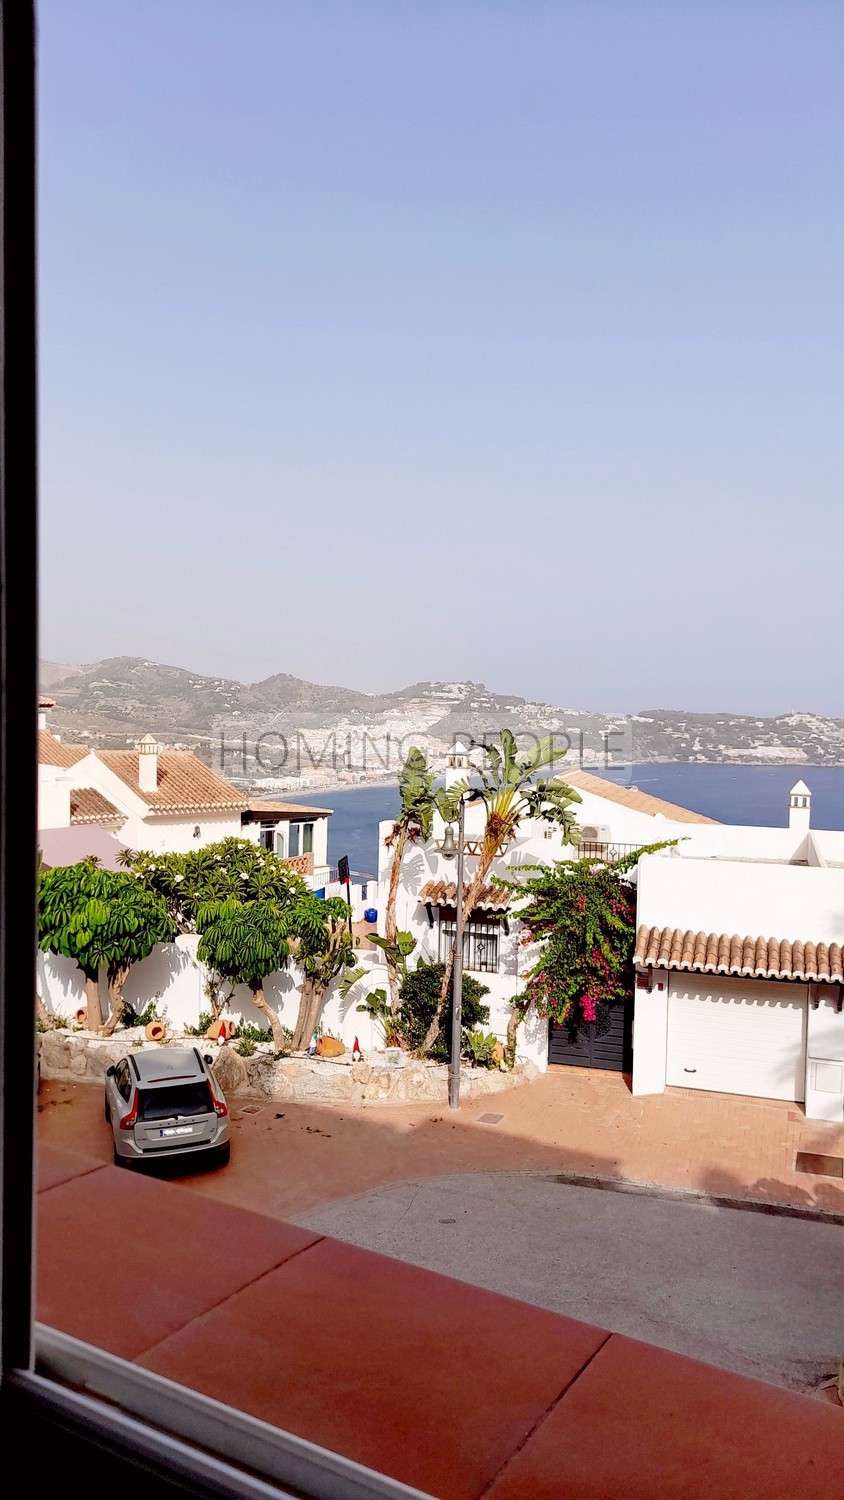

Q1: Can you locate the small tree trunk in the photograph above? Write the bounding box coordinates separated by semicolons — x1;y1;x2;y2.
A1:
248;981;287;1053
84;969;104;1030
291;976;314;1052
505;1006;520;1068
302;979;326;1049
416;855;495;1058
204;972;230;1022
36;991;50;1027
383;826;407;1014
102;964;131;1036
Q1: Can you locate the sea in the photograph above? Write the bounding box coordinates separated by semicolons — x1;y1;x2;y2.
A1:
284;763;844;880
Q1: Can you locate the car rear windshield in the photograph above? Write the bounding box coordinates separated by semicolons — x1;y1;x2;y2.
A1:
137;1083;211;1121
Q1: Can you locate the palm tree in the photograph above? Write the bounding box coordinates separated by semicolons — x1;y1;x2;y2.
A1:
382;747;453;1013
417;730;581;1057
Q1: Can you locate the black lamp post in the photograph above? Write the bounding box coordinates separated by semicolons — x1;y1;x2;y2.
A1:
440;797;466;1110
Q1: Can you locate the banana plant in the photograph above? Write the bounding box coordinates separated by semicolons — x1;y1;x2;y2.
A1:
418;730;581;1056
382;749;455;1013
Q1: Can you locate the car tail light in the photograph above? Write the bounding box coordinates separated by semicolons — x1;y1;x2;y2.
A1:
119;1098;138;1130
207;1080;227;1118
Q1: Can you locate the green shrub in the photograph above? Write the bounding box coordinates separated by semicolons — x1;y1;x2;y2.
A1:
397;961;490;1062
122;999;161;1030
234;1022;277;1044
465;1030;498;1067
235;1036;256;1058
184;1010;215;1037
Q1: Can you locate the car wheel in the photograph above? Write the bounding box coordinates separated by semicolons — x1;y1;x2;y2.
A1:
112;1146;130;1168
217;1142;231;1166
104;1095;111;1122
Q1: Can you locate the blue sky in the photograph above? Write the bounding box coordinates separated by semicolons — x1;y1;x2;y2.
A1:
38;1;843;713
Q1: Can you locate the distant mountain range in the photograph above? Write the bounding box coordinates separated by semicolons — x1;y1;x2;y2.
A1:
39;656;844;791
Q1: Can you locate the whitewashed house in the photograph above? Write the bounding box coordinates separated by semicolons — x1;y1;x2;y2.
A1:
632;781;844;1123
376;749;844;1121
37;722;332;883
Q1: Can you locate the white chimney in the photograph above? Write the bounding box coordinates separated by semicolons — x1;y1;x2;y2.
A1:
788;779;811;832
137;734;160;793
445;740;470;792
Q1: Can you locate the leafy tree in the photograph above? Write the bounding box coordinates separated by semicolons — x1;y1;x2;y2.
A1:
418;731;581;1056
500;843;674;1060
290;896;357;1051
195;897;296;1052
382;748;453;1012
398;960;490;1062
38;860;175;1033
129;838;304;930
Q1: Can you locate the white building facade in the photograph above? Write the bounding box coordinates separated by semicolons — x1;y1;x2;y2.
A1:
375;758;844;1122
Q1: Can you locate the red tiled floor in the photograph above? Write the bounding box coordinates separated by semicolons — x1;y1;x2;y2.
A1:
485;1333;844;1499
36;1141;104;1193
37;1166;321;1360
138;1234;609;1500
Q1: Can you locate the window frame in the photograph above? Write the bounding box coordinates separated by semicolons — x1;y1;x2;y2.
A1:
0;9;433;1495
437;912;501;974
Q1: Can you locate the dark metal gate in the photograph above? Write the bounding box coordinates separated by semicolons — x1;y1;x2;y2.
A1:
548;1002;632;1072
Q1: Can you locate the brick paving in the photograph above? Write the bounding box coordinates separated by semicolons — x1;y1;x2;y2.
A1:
37;1067;844;1220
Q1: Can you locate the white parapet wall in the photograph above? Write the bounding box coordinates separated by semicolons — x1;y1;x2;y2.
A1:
36;935;547;1066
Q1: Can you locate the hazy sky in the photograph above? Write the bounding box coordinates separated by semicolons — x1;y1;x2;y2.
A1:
38;1;843;714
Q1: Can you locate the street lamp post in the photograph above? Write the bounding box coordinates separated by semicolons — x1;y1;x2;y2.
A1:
441;797;466;1111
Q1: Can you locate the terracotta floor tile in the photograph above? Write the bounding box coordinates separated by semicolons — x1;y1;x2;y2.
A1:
37;1167;321;1359
486;1334;844;1499
36;1141;104;1193
139;1236;607;1500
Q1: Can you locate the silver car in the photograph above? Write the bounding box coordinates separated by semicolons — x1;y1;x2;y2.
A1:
105;1047;231;1168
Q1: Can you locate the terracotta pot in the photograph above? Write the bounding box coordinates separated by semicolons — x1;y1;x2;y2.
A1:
316;1035;345;1058
206;1018;235;1041
145;1021;165;1042
75;1006;87;1026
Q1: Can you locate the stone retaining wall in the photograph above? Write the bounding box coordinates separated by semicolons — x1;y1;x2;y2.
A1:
38;1028;540;1107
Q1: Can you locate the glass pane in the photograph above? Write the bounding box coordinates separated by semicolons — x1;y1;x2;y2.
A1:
288;823;300;858
302;822;313;855
137;1084;212;1121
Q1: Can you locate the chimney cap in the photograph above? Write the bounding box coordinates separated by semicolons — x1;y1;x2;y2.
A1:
789;779;811;797
137;734;159;753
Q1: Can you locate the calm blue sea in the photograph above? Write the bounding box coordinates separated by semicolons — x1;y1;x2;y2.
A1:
285;764;844;879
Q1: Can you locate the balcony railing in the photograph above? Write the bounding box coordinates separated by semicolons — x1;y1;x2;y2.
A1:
575;841;644;862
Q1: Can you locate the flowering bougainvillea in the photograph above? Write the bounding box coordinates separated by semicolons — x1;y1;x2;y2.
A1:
498;843;673;1043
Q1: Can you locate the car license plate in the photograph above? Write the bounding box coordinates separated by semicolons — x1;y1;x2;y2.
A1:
160;1125;193;1137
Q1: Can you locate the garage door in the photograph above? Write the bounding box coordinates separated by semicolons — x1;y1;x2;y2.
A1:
666;976;807;1102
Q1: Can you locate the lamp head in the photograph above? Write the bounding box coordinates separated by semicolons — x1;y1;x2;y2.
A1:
440;824;457;861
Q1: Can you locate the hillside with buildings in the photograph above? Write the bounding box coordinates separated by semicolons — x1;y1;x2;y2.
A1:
39;656;844;792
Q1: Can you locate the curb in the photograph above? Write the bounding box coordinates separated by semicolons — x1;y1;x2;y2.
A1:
546;1168;844;1226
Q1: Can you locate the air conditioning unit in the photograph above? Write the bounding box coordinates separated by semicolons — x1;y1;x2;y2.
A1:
580;824;611;844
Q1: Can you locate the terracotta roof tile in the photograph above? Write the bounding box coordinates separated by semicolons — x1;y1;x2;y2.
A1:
245;799;332;818
634;924;844;983
564;770;717;825
70;788;122;824
38;729;89;768
419;879;511;912
96;750;246;815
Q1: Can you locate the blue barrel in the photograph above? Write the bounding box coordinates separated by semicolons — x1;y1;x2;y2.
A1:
364;907;377;924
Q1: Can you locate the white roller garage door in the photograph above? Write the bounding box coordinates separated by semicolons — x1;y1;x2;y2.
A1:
666;975;807;1102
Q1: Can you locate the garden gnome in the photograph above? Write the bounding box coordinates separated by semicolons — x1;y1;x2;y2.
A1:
308;1032;318;1056
352;1036;362;1062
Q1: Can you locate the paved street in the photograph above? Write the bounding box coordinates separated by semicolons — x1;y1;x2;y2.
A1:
38;1072;844;1395
293;1170;844;1393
